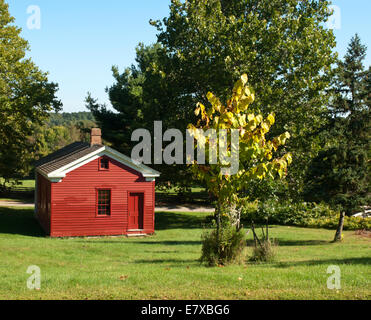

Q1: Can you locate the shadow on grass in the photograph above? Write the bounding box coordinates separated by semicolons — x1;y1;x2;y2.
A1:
0;208;207;238
133;258;199;266
0;207;45;237
246;239;331;246
274;257;371;268
76;240;202;246
155;212;209;230
135;240;202;246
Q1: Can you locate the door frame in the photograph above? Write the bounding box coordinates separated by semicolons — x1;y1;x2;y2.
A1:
127;190;145;230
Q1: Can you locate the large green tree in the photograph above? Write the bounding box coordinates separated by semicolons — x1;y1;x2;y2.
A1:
89;0;337;192
305;35;370;241
0;0;61;187
86;43;195;189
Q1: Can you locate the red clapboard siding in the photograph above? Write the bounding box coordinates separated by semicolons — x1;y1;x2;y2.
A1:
49;156;155;237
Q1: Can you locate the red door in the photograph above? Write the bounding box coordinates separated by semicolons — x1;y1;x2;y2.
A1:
128;193;144;229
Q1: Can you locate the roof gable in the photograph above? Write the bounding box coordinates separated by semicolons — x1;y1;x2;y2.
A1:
36;143;160;182
36;142;102;175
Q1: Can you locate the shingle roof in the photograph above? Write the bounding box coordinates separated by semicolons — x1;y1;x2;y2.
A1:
36;142;103;176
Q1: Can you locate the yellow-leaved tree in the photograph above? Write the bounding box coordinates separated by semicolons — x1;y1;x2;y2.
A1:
188;74;292;265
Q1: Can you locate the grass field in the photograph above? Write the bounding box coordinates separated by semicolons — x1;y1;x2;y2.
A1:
0;179;35;202
0;179;35;189
0;206;370;300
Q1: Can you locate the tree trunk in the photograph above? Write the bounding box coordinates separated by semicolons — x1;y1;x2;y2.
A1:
216;201;221;241
215;200;222;264
251;221;262;248
333;211;345;242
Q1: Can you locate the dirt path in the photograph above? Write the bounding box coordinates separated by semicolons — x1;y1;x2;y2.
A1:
156;204;214;213
0;200;214;213
0;200;34;208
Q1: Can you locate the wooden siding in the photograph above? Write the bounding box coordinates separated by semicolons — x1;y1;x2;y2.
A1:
36;173;51;234
50;156;155;237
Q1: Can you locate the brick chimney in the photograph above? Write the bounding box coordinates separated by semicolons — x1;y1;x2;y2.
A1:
90;128;102;146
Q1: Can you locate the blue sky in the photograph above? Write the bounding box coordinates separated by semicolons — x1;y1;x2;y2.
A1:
6;0;371;113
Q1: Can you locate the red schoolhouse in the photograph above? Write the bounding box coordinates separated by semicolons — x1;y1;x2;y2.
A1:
35;128;160;237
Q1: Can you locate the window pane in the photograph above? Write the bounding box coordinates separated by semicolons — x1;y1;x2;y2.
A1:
97;190;111;215
100;158;109;169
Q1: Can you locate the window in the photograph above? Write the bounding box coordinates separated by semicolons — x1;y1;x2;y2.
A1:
99;158;109;170
97;189;111;216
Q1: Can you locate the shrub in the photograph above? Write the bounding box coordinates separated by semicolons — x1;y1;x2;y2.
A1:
306;215;371;231
248;221;277;263
241;200;371;230
250;239;276;263
200;222;246;266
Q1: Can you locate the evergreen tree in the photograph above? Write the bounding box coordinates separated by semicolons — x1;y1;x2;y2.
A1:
305;35;370;242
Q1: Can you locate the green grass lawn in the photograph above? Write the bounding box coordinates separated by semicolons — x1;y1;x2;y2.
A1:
0;179;35;202
0;206;370;300
0;179;35;190
156;187;206;194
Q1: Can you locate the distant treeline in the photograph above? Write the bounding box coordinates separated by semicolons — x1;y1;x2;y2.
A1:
48;112;96;127
30;111;98;163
